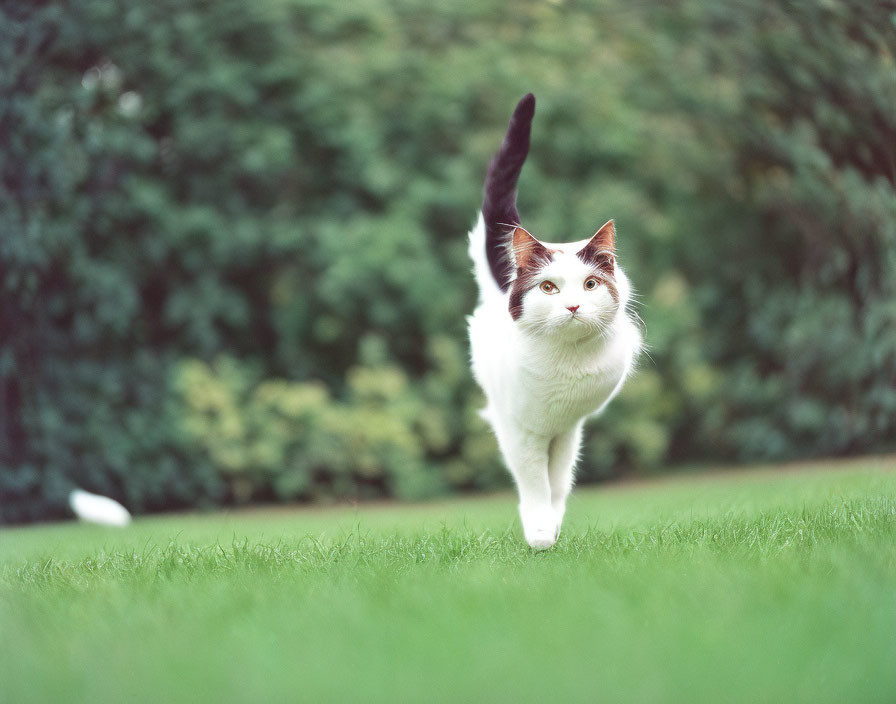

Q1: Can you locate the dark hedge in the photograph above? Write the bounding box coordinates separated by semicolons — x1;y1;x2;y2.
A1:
2;0;894;522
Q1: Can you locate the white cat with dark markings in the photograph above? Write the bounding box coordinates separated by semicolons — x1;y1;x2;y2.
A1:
468;93;642;549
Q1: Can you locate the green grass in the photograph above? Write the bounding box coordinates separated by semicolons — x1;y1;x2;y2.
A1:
2;457;896;703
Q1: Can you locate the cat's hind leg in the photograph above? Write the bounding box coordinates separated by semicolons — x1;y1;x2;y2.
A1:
548;420;585;533
495;429;556;549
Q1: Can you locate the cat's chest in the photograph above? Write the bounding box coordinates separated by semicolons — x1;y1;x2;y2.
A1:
514;354;625;431
528;364;616;403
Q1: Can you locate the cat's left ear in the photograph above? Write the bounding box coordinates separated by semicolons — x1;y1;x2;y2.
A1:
576;219;616;274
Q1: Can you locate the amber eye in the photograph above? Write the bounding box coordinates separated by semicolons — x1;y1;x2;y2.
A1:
540;281;558;294
584;277;599;291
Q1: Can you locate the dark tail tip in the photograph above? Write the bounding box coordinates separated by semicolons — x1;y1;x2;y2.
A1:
482;93;536;292
515;93;536;123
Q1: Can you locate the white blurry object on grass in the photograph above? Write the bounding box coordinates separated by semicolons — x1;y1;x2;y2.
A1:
69;489;132;527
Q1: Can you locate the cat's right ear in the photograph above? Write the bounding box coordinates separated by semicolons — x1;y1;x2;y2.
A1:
511;226;550;270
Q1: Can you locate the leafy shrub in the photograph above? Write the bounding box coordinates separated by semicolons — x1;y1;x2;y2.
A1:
173;346;505;502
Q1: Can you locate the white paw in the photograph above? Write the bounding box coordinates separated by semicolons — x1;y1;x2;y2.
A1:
525;527;558;550
521;506;560;549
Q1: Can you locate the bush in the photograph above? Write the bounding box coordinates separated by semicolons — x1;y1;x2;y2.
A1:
174;343;506;503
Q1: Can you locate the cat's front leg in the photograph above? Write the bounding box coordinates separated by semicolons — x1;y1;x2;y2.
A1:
548;420;585;531
496;430;558;549
520;503;558;550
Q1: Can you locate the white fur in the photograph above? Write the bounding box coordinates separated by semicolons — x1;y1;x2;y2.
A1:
468;213;642;548
69;489;132;527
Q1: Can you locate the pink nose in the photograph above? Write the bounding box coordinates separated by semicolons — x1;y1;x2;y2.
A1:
567;305;579;313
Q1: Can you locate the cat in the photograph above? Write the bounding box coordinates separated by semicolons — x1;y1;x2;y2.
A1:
467;93;642;549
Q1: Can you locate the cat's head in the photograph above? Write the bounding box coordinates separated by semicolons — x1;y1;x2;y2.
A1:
507;219;623;338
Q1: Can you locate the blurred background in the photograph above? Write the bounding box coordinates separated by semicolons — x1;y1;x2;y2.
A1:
1;0;894;524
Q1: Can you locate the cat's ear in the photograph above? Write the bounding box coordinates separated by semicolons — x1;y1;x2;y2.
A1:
576;219;616;274
511;226;551;270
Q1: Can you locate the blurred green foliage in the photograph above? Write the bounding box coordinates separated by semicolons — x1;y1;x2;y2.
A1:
1;0;894;521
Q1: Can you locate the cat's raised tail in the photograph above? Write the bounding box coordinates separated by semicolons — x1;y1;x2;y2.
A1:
481;93;535;293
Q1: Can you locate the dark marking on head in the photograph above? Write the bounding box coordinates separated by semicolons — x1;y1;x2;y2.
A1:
577;220;620;303
509;267;542;321
508;227;556;320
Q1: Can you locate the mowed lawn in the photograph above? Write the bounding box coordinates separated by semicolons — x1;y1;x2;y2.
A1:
2;458;895;703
